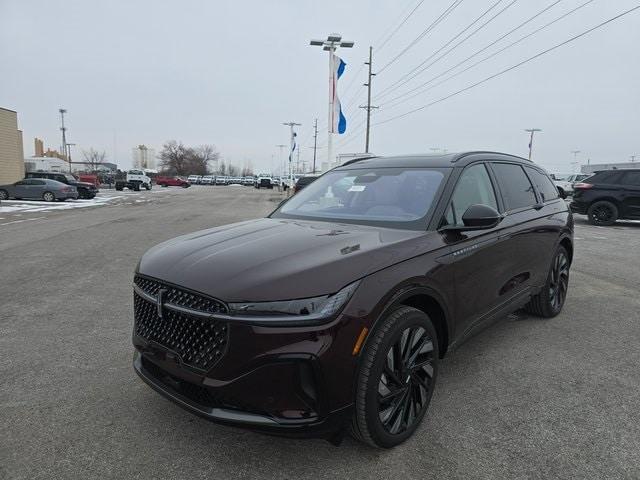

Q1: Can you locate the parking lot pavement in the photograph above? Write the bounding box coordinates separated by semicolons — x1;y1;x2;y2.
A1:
1;189;639;480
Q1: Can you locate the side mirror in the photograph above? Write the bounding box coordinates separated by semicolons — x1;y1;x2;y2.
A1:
557;187;567;199
441;204;502;232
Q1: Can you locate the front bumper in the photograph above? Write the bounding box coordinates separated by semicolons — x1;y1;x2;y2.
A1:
132;311;362;439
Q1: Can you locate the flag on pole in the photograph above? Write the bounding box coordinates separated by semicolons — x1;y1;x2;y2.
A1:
330;54;347;134
289;131;297;162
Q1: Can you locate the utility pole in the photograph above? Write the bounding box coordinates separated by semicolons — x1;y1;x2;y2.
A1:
524;128;542;161
631;155;636;163
571;150;581;171
66;143;76;172
360;46;378;153
59;108;68;164
282;121;301;191
312;118;318;173
310;34;355;168
296;144;301;174
275;144;287;178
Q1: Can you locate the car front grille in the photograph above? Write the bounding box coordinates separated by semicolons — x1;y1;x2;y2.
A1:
133;275;229;371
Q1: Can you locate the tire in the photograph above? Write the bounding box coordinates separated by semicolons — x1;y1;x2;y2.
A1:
133;183;141;192
42;191;55;202
524;245;570;318
351;306;439;449
0;189;8;200
587;200;618;226
161;183;168;188
557;187;565;198
145;184;151;190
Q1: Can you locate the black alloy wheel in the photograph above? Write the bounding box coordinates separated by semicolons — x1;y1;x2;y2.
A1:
525;245;570;318
352;306;438;448
587;200;618;226
548;249;569;313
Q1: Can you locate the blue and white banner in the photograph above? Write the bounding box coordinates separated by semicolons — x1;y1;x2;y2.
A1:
330;54;347;134
289;131;297;162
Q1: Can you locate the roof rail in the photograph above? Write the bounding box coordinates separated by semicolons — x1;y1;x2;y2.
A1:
451;151;530;163
341;155;378;167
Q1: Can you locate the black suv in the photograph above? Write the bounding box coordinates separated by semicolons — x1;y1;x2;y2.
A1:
570;169;640;225
25;171;98;199
132;152;573;448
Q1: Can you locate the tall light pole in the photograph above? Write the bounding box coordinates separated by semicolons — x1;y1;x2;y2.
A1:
312;118;318;173
571;150;581;172
310;33;354;168
524;128;542;161
283;122;301;189
276;144;287;178
59;108;68;162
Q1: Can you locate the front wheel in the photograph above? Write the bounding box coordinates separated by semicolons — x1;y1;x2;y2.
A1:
145;184;151;190
351;306;438;448
43;191;55;202
525;245;570;318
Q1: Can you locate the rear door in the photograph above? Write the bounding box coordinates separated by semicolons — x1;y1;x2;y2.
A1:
620;171;640;218
489;162;554;299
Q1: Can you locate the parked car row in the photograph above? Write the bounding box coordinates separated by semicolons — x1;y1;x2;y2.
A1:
0;170;101;203
551;173;590;197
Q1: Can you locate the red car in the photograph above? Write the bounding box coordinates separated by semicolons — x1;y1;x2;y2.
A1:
156;176;191;188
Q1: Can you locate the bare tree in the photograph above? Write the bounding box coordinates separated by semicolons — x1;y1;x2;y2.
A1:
227;164;239;176
158;140;192;175
82;148;107;172
219;161;227;175
188;144;220;175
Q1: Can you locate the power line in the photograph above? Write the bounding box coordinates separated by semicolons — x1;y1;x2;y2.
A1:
381;0;594;110
374;5;640;126
376;0;426;51
376;0;520;101
380;0;567;107
377;0;466;74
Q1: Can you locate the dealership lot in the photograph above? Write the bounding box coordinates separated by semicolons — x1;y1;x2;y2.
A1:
1;187;638;479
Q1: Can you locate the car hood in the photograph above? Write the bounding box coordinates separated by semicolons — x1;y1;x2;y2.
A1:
138;218;432;302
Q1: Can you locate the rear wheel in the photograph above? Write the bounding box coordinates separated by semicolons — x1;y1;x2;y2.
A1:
525;245;570;318
145;183;151;190
351;306;438;448
0;189;8;200
587;200;618;226
42;191;55;202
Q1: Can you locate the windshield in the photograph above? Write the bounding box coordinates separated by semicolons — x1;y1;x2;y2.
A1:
272;167;448;230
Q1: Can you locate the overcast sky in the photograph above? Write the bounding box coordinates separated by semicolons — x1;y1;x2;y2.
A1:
1;0;638;174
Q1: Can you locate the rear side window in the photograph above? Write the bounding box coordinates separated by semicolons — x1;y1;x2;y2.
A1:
589;171;624;184
492;163;537;211
621;171;640;186
525;167;559;202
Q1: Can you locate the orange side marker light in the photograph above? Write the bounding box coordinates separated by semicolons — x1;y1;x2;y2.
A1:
352;327;369;356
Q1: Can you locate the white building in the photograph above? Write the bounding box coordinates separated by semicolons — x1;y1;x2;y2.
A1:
132;145;156;170
24;156;69;173
581;161;640;174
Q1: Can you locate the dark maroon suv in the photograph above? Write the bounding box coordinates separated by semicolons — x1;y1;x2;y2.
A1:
132;152;573;448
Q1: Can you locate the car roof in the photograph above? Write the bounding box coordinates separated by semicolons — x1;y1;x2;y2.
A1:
336;151;531;170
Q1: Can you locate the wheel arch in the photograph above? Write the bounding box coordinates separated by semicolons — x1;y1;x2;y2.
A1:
559;236;573;266
367;285;452;359
589;196;622;211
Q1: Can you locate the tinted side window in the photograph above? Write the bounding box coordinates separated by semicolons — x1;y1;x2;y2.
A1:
55;175;67;183
621;171;640;186
445;164;497;226
492;163;537;211
590;171;624;184
525;167;559;202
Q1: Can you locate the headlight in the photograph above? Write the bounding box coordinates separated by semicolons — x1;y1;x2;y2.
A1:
228;281;360;322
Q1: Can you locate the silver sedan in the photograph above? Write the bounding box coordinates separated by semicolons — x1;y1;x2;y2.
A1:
0;178;79;202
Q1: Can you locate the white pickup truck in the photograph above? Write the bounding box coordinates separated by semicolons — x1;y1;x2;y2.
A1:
552;173;590;197
115;169;152;191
